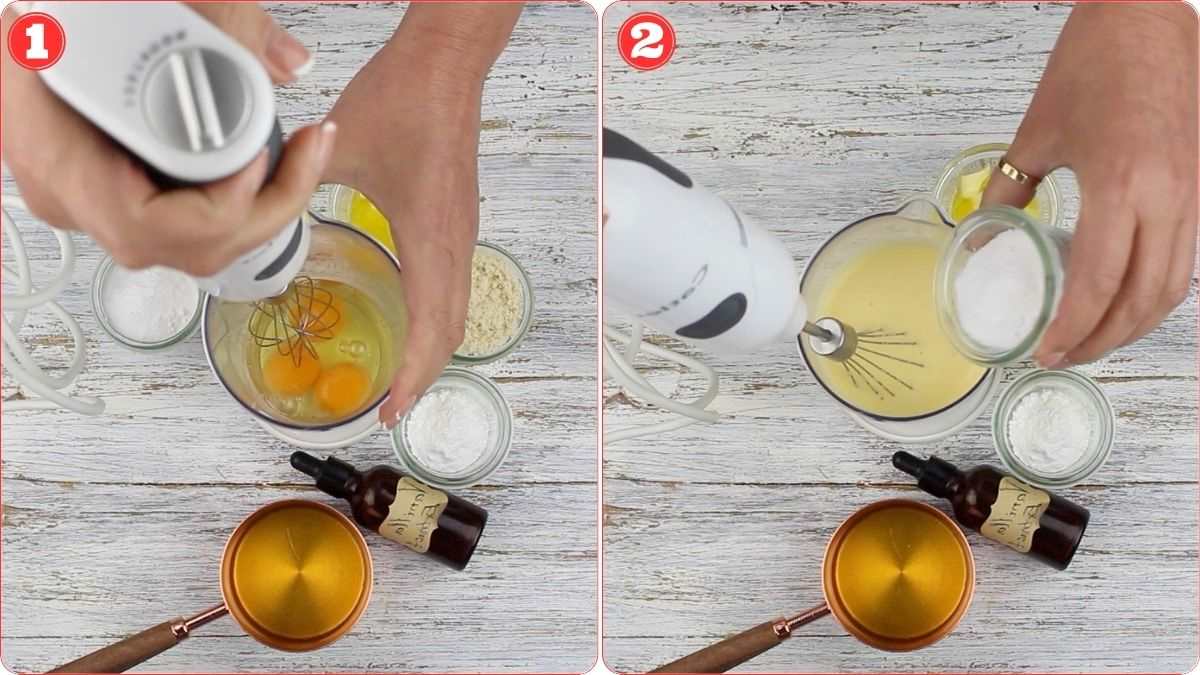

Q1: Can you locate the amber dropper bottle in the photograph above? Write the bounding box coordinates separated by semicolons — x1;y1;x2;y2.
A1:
291;451;487;570
892;451;1088;570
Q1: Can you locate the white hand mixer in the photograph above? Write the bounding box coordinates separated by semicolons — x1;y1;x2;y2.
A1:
603;129;921;442
4;3;311;414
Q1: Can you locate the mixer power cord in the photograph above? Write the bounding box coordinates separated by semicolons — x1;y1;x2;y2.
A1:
603;319;720;443
2;195;104;415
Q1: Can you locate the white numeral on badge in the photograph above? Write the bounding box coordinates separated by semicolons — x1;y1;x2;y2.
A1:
629;21;664;60
24;22;48;60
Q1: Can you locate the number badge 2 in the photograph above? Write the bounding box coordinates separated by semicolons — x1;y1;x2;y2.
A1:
618;12;676;72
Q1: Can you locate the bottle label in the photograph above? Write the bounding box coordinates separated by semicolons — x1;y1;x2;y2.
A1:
981;476;1050;553
379;477;449;553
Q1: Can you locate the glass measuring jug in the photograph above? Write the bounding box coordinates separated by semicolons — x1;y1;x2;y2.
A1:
203;212;407;431
50;500;372;673
652;500;975;672
796;197;999;442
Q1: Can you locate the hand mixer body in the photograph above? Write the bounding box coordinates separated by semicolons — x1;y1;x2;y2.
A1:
603;129;806;354
34;2;308;301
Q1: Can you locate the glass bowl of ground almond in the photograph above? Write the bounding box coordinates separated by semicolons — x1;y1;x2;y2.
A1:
452;241;534;365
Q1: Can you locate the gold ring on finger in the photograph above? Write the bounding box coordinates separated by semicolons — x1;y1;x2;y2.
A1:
997;156;1041;186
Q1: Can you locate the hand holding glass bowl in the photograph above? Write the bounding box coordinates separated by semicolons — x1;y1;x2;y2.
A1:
977;3;1197;368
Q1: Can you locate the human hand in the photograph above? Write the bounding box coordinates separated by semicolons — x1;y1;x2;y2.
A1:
324;48;482;427
322;3;521;426
981;3;1198;368
1;3;331;276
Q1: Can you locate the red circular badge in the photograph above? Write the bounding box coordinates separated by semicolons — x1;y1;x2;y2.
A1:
7;11;66;71
618;12;675;72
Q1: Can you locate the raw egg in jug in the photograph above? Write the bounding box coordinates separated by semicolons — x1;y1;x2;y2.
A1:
263;352;321;397
315;363;372;417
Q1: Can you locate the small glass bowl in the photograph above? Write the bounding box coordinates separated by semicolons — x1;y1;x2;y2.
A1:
92;256;204;352
936;205;1072;366
325;183;353;220
993;369;1115;489
391;367;513;490
932;142;1063;229
323;183;395;252
452;241;534;365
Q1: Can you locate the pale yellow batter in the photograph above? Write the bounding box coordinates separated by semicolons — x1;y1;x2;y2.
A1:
805;241;985;418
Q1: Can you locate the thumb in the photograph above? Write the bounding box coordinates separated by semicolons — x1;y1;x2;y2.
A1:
184;2;312;84
379;321;459;428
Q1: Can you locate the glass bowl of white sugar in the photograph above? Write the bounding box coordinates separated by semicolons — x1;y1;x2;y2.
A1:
992;369;1115;488
936;205;1072;366
91;255;204;352
391;367;513;489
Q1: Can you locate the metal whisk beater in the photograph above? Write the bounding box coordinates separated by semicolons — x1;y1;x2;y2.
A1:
800;317;923;398
248;276;342;365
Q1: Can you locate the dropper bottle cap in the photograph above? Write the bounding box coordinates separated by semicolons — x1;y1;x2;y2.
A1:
290;451;359;499
892;451;961;499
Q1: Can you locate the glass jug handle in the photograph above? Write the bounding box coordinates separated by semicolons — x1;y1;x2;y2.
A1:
896;196;952;228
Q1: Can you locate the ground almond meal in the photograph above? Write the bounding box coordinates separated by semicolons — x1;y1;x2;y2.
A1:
459;249;523;356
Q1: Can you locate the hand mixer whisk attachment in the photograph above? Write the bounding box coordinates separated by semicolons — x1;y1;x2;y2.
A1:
801;317;923;398
248;276;342;365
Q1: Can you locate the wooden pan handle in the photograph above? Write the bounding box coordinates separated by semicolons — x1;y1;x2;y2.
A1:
651;620;785;673
48;619;183;673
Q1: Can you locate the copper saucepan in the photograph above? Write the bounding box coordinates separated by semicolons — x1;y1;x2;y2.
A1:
652;499;975;673
49;500;372;673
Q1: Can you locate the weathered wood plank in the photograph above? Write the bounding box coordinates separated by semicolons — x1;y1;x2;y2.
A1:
603;483;1199;673
1;480;597;672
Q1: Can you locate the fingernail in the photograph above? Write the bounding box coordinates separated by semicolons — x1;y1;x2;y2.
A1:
1038;351;1066;369
266;31;311;80
315;121;337;166
291;52;316;78
381;396;414;430
397;395;416;416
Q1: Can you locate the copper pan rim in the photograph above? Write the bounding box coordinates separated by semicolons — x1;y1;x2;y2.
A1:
218;499;374;652
819;499;975;652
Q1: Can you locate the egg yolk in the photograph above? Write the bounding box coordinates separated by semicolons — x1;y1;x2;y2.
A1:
288;291;345;339
262;351;321;397
314;363;372;417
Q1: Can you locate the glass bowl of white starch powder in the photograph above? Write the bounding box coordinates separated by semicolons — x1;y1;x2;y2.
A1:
993;369;1115;488
391;367;513;489
91;255;204;352
936;205;1072;366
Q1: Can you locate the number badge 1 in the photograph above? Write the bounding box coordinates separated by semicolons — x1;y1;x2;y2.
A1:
7;11;66;71
618;12;676;72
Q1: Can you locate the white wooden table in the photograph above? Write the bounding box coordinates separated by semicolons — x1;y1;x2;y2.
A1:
603;3;1198;672
1;3;596;671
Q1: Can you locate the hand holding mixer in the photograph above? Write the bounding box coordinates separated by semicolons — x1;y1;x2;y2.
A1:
36;1;310;303
5;2;356;414
602;129;924;441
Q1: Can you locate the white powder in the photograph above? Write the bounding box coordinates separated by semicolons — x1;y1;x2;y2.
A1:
406;386;497;474
102;264;200;343
1007;387;1093;474
953;229;1044;351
